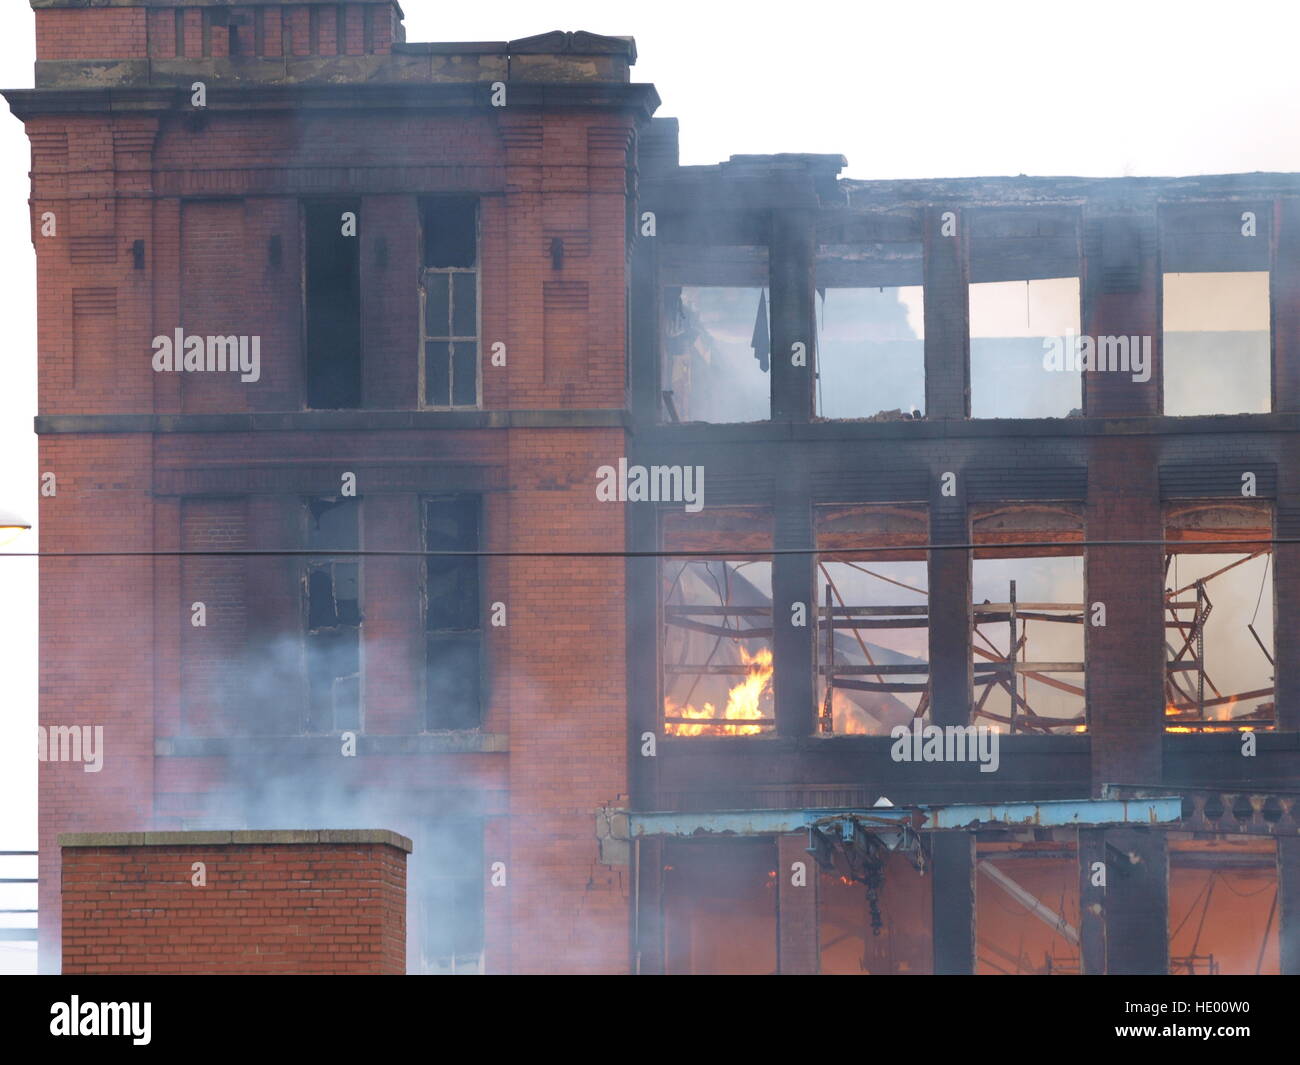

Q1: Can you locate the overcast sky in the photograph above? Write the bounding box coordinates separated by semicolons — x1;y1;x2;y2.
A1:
0;0;1297;972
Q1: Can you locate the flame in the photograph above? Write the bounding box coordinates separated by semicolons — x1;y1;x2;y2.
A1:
664;646;773;736
832;689;871;735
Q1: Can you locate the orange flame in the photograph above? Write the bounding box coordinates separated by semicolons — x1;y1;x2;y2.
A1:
664;646;773;736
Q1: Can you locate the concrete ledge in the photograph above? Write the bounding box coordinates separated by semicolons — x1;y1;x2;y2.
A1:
35;408;631;435
59;828;413;852
155;732;508;756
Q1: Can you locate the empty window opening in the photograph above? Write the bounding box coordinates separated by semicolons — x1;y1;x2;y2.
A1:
972;506;1085;734
411;821;485;975
970;277;1082;418
304;200;362;409
661;509;773;736
815;505;929;735
975;840;1080;975
662;839;777;975
1169;838;1279;974
303;496;361;733
425;496;483;730
1163;271;1271;416
818;841;932;974
421;197;479;408
661;286;770;423
814;241;925;420
1164;503;1274;731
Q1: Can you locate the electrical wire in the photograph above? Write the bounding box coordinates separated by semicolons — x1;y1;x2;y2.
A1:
0;535;1291;560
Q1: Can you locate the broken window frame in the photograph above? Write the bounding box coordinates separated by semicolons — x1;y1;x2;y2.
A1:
966;207;1084;420
419;196;481;410
814;504;931;735
970;505;1087;735
423;494;484;731
813;234;926;422
1160;270;1273;417
1168;837;1280;974
302;496;363;734
975;838;1081;975
1163;502;1275;732
660;508;775;737
658;243;771;425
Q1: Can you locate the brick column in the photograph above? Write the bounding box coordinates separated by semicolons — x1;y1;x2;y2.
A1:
1279;836;1300;975
1087;438;1164;792
922;206;968;419
930;832;974;974
929;475;970;728
1103;828;1168;974
1082;210;1159;417
1274;198;1300;413
777;832;818;973
774;475;814;737
769;207;815;423
1077;827;1107;974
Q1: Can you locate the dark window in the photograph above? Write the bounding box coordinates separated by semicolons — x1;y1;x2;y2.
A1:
305;200;362;409
425;496;482;729
304;497;362;732
421;198;479;407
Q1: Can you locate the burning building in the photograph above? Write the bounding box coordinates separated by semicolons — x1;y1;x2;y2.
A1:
8;0;1300;975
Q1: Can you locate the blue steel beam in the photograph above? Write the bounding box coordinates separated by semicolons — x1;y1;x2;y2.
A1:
628;797;1182;838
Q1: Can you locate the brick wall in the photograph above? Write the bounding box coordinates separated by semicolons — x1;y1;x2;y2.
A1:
24;3;642;974
60;830;409;974
36;2;401;62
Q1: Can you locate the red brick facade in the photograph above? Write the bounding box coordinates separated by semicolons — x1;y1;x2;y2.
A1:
19;0;647;974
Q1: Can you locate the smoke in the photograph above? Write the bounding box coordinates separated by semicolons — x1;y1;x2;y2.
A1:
177;632;488;975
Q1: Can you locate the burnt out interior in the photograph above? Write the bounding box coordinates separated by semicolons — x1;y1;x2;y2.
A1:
816;504;930;734
304;199;362;410
975;838;1080;974
424;496;483;731
1161;203;1272;417
303;496;362;733
660;508;774;736
1164;502;1275;731
661;838;778;974
814;213;925;420
971;504;1086;733
626;148;1300;973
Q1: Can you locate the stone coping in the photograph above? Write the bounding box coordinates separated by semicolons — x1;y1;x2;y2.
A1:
58;829;413;852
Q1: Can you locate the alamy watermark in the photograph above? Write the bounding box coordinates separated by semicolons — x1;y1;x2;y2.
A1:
890;720;999;773
152;328;261;383
596;458;704;513
37;725;103;773
50;997;150;1045
1042;331;1151;383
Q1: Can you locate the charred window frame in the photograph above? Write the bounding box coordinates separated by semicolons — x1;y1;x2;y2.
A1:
814;212;926;421
413;820;485;974
970;505;1086;734
303;496;362;733
967;208;1083;419
304;199;363;410
660;508;775;736
1164;501;1275;731
658;227;771;425
1160;203;1273;417
814;504;930;735
424;496;483;730
420;197;480;409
